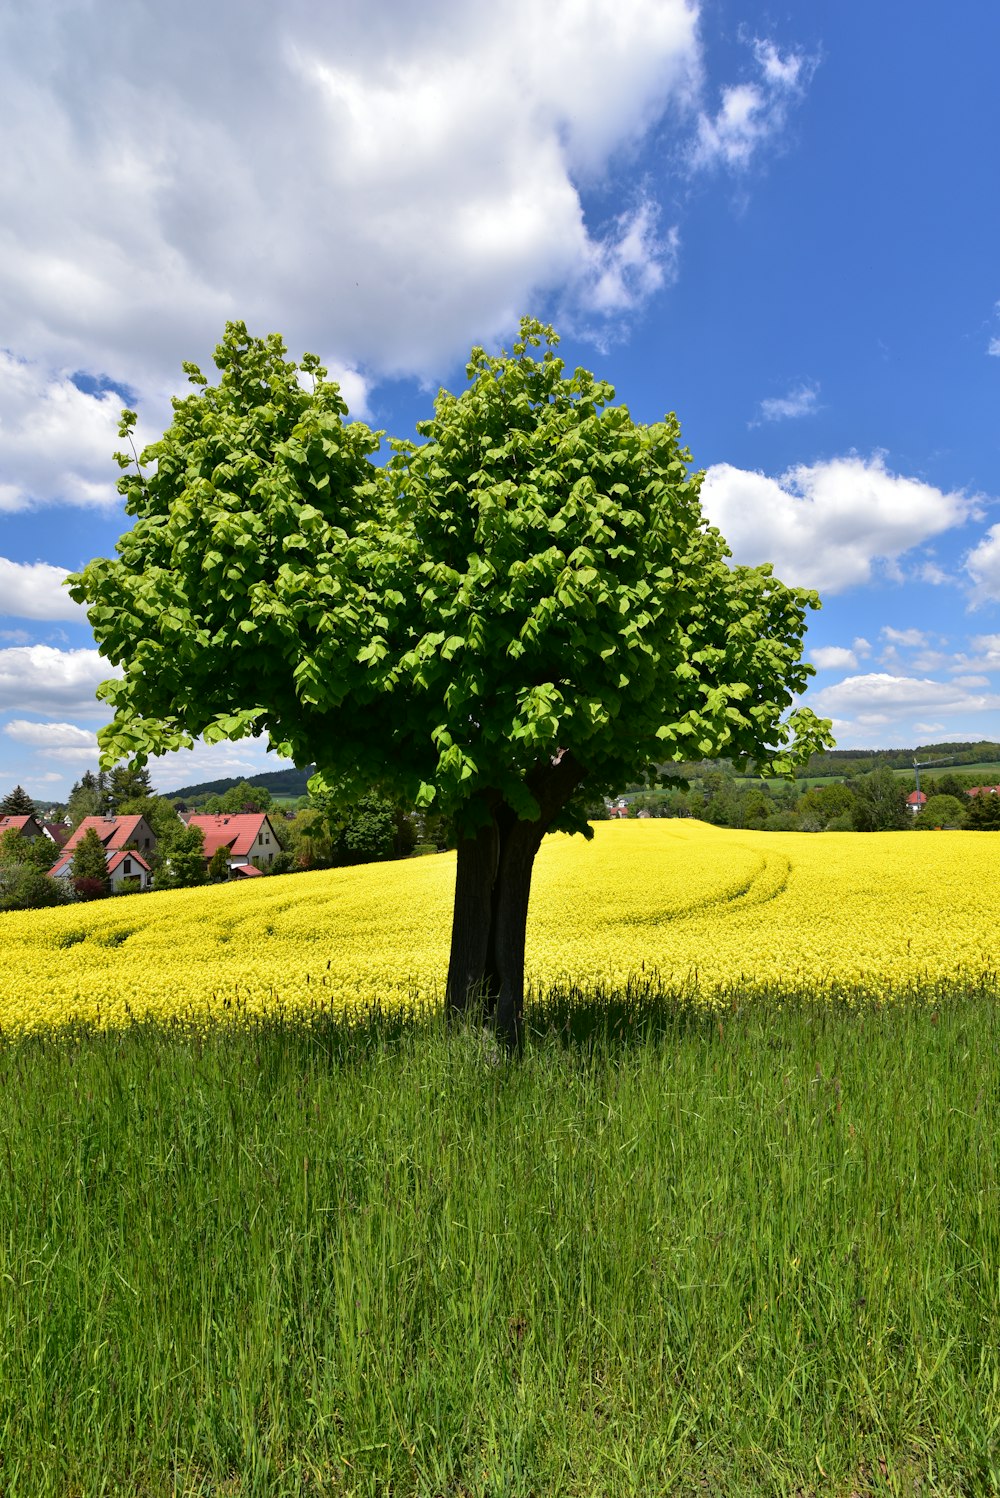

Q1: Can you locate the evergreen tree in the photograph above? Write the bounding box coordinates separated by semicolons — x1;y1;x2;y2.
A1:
71;827;111;898
965;792;1000;830
0;785;35;816
109;760;153;808
207;845;230;881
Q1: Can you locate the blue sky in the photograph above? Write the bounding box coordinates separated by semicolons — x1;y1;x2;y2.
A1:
1;0;998;801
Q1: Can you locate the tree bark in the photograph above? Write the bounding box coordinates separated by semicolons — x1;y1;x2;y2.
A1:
445;752;586;1053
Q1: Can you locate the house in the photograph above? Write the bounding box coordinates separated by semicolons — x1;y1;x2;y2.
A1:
906;791;927;814
0;813;48;842
967;785;1000;798
62;814;158;858
49;846;153;892
183;812;282;878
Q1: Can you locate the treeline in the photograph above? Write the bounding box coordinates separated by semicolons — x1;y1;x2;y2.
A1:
618;765;1000;832
793;740;1000;779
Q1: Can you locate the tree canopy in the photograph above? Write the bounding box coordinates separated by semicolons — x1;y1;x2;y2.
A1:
69;318;833;1046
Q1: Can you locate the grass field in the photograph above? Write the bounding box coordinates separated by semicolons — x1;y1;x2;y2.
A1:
1;821;998;1034
2;823;998;1494
1;997;997;1496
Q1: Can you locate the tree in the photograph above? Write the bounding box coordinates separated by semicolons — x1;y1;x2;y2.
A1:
913;793;966;829
67;770;111;826
69;319;832;1050
71;827;111;898
849;767;908;832
157;824;207;888
0;785;35;816
0;829;67;911
109;759;153;808
965;791;1000;830
796;780;855;831
207;844;231;881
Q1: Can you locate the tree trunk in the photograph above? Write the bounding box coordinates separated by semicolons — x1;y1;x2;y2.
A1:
445;752;585;1053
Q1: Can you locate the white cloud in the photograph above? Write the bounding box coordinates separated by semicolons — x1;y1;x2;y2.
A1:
882;626;928;647
3;719;99;763
919;560;951;585
754;381;819;424
810;645;857;670
810;672;1000;725
0;356;123;511
989;338;1000;357
912;722;945;734
0;557;86;620
0;646;119;716
947;635;1000;674
853;636;872;657
700;454;974;595
4;719;97;748
965;523;1000;604
0;0;708;403
691;37;812;172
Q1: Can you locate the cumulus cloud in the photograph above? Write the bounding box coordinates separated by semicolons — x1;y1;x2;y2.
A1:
810;672;1000;726
700;454;974;594
0;557;87;620
965;523;1000;604
691;37;813;172
810;645;857;670
0;356;123;511
989;338;1000;357
882;626;928;648
3;719;99;762
0;0;709;402
753;381;819;425
0;646;119;716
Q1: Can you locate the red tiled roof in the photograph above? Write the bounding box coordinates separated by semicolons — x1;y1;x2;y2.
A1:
184;813;276;858
906;791;927;806
63;814;151;852
231;861;264;876
0;815;34;835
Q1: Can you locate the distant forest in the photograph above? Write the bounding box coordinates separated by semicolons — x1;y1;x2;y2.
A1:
162;765;316;801
792;741;1000;780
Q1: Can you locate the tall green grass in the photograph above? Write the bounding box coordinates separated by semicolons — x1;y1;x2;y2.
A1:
0;993;997;1496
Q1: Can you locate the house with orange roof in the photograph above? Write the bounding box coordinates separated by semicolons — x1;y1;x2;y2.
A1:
49;846;153;892
62;814;157;858
183;812;282;878
0;813;49;842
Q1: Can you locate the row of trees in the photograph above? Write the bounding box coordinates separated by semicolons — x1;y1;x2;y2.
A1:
622;766;999;832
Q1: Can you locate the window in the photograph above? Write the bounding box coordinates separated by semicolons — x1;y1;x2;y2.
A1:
123;858;132;874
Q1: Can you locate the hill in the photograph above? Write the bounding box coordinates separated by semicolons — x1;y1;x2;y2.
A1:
160;765;315;801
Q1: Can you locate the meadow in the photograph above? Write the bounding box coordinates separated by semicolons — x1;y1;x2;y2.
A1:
1;823;998;1495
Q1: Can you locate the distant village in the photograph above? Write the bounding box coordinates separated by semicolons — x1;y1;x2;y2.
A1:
0;808;284;893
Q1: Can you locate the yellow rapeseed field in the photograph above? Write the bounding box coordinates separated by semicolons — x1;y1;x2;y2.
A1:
0;820;995;1033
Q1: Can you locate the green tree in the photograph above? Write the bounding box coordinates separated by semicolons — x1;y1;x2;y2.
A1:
913;793;966;829
204;780;273;815
157;824;207;888
965;792;1000;830
70;827;111;898
796;780;855;831
69;319;832;1049
0;829;67;911
109;759;153;808
849;767;908;832
67;770;111;827
0;785;35;816
207;844;231;882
